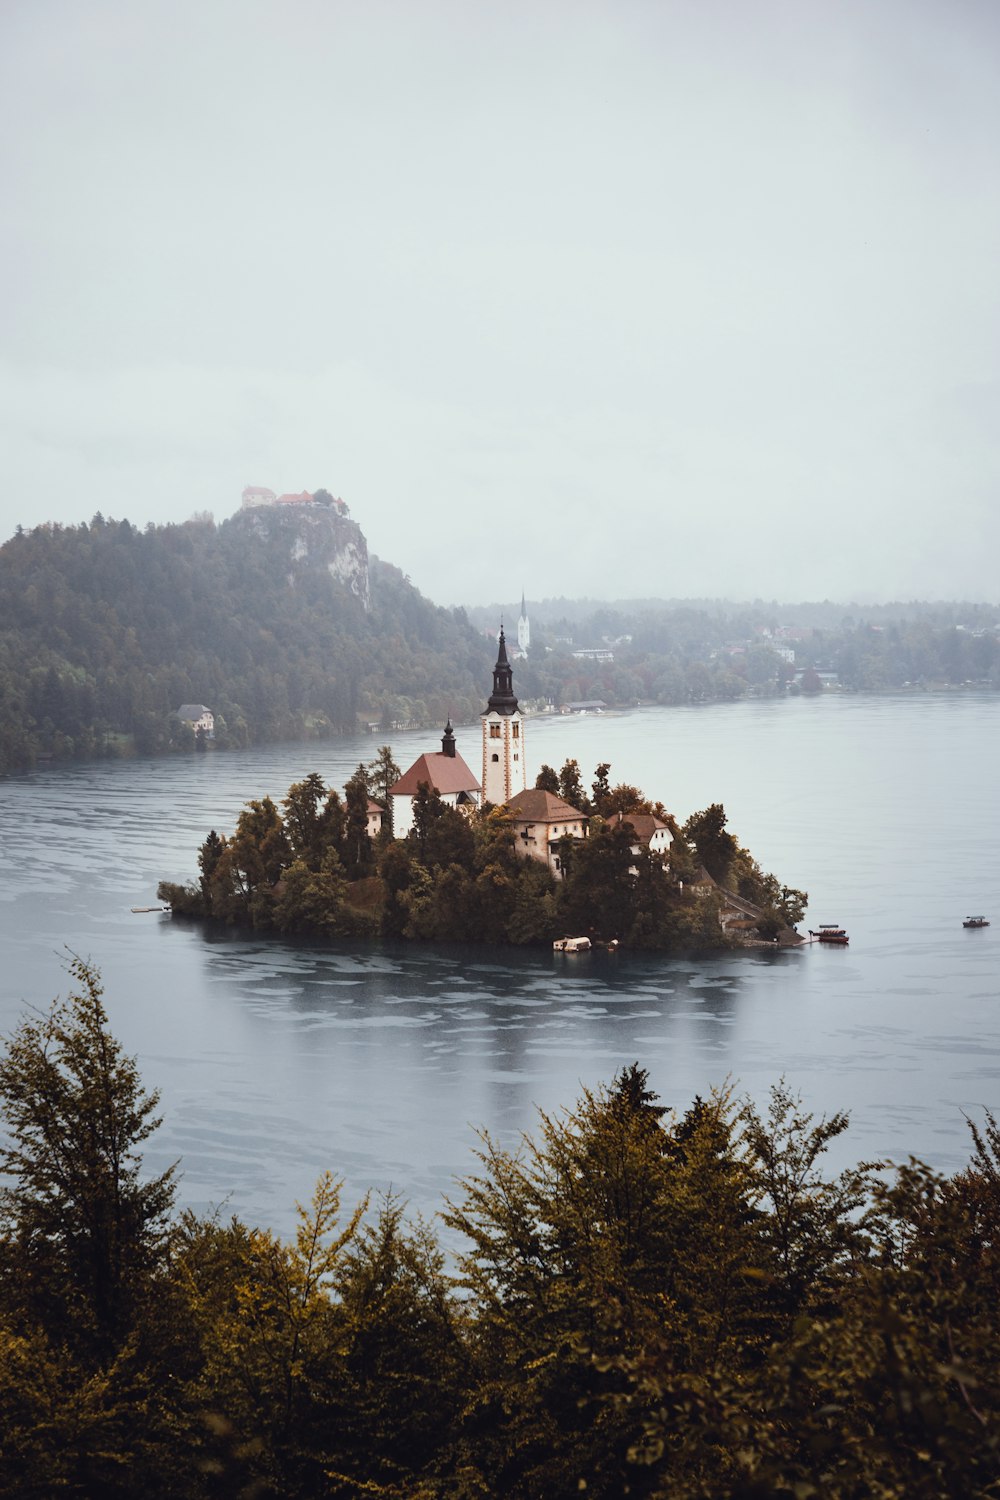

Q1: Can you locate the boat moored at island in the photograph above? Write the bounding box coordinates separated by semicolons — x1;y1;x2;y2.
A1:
809;924;849;945
553;936;592;952
963;916;990;929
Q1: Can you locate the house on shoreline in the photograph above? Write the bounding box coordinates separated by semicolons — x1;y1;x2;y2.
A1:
174;704;214;739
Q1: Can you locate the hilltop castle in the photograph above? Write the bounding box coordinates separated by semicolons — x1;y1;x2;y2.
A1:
241;485;349;516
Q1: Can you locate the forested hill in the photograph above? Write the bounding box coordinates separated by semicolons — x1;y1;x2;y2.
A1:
0;508;487;773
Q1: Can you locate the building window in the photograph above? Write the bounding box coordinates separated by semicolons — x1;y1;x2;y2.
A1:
512;723;519;739
490;724;501;739
513;753;518;761
491;753;499;762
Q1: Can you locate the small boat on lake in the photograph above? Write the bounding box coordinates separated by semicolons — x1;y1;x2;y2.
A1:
553;936;592;952
963;916;990;929
809;924;849;945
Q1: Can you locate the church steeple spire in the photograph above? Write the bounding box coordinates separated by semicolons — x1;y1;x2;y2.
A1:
481;623;526;805
487;627;518;715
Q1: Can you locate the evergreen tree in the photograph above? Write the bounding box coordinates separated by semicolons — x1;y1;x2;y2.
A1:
282;771;329;865
367;745;401;810
343;765;373;878
330;1196;466;1495
0;958;175;1360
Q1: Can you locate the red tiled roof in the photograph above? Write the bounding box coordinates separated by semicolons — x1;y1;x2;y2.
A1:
389;751;481;798
277;491;313;504
506;788;584;822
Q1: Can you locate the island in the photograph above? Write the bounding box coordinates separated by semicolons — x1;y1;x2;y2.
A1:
159;634;806;951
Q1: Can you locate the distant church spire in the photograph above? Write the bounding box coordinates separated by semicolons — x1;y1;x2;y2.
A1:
517;590;530;656
441;718;456;758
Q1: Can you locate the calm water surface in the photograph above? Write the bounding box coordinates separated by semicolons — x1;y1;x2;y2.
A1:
1;695;998;1236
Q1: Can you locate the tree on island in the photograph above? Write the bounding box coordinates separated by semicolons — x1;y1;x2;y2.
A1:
366;745;401;811
161;761;807;952
534;763;560;794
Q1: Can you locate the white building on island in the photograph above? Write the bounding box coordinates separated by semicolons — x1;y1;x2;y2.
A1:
506;787;588;877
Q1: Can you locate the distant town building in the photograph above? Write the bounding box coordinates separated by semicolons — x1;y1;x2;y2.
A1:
571;647;614;662
559;699;607;715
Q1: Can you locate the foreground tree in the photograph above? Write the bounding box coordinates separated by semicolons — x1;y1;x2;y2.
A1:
0;957;176;1361
441;1067;761;1498
179;1173;367;1498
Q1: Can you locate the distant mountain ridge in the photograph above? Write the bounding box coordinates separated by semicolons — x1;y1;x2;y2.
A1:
0;508;486;773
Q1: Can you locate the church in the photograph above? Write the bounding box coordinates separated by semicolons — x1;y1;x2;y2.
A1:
387;719;480;838
480;626;527;805
387;626;528;832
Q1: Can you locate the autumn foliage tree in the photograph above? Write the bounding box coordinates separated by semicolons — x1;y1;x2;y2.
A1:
3;968;1000;1497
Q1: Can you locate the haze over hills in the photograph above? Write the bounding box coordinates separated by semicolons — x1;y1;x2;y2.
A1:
0;505;486;774
1;503;998;776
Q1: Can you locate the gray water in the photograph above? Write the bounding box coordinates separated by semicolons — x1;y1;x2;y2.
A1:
1;695;998;1237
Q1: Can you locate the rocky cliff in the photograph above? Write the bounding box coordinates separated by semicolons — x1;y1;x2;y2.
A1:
232;503;371;611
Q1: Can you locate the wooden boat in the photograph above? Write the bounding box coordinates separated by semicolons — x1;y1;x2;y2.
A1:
809;925;849;945
963;916;990;929
553;936;592;952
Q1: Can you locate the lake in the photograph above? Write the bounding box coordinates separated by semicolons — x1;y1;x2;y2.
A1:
1;693;998;1238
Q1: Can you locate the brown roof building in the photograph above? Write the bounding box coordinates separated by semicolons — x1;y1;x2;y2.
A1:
604;810;672;860
388;721;481;838
507;787;588;878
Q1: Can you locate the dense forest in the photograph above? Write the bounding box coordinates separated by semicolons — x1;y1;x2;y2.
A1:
0;508;487;774
2;509;998;778
158;755;807;951
2;958;999;1498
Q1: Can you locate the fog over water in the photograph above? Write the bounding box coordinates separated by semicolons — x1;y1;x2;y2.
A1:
1;695;998;1239
3;1;1000;603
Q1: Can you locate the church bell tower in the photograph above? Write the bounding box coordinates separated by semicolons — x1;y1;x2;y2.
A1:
481;627;526;806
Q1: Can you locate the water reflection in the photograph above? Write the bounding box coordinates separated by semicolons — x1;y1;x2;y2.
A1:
169;930;789;1229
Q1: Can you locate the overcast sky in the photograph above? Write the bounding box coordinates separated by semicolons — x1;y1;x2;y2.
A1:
3;0;998;607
